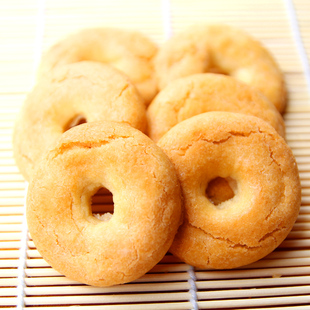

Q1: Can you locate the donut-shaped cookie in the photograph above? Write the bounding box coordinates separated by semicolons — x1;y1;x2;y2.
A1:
158;112;301;269
147;73;285;142
154;24;287;113
38;27;158;104
26;121;183;287
13;61;146;181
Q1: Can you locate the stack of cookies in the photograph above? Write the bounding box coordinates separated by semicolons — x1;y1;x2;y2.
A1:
13;24;301;287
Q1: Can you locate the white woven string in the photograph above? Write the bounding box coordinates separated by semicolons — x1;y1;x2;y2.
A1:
188;265;198;310
16;183;28;310
284;0;310;94
161;0;173;39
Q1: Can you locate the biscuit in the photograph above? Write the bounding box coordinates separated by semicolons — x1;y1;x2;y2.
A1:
13;61;146;180
26;121;183;286
158;112;301;269
154;24;287;113
147;73;285;142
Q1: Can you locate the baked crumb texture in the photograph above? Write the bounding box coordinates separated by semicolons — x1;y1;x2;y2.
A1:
26;121;183;287
158;112;301;269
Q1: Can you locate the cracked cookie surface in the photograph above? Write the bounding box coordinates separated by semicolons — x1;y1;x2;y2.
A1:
26;121;183;287
158;112;301;269
154;24;287;113
38;27;158;105
13;61;146;181
147;73;285;142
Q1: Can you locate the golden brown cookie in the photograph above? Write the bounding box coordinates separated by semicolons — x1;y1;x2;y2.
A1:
147;73;285;142
154;24;287;113
13;61;146;181
158;112;301;269
38;27;158;104
26;121;183;287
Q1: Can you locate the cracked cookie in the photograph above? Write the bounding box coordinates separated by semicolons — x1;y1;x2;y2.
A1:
13;61;146;181
158;111;301;269
147;73;285;142
38;27;158;105
26;121;183;287
154;24;287;113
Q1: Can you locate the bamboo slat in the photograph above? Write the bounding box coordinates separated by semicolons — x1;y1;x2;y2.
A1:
0;0;310;309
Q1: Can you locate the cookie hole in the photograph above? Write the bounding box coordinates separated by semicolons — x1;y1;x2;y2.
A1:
91;187;114;221
206;177;237;206
207;67;228;76
64;114;87;132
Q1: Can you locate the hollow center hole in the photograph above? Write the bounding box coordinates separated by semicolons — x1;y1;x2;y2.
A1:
91;187;114;222
205;177;237;206
207;67;228;76
64;114;87;132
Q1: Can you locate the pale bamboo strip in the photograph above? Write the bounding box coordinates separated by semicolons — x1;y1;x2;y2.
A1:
0;198;24;206
0;215;22;224
0;269;18;278
0;287;18;297
26;267;310;285
24;282;190;296
266;249;310;258
0;259;18;268
24;263;191;278
196;266;310;279
198;285;310;300
26;249;41;258
23;276;310;296
25;272;190;286
287;141;310;148
0;224;22;232
301;197;310;204
0;297;17;307
0;241;21;249
0;159;16;167
298;166;310;173
18;302;192;310
239;257;310;269
0;121;17;129
285;120;310;128
279;239;310;247
0;174;24;182
0;278;18;287
293;222;310;230
197;295;310;309
0;207;23;214
287;231;310;239
26;258;53;268
284;111;310;118
237;305;310;310
25;256;182;268
0;151;14;158
300;180;310;188
0;232;21;241
24;292;191;306
292;149;310;156
296;157;310;164
286;127;310;133
299;207;310;214
297;172;310;179
0;183;25;190
197;275;310;290
0;190;25;197
294;214;310;221
0;250;20;259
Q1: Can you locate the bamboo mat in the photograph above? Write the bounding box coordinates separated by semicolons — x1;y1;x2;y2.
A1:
1;0;310;309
